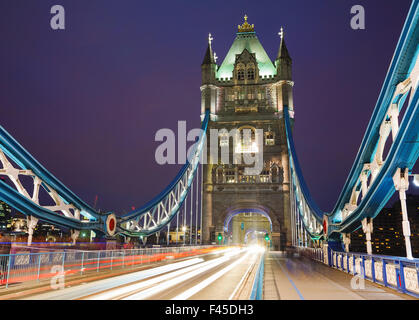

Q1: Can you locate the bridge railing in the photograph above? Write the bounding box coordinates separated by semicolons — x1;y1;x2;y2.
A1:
297;247;419;298
0;245;225;288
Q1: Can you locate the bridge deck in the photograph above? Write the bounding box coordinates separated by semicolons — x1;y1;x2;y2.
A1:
263;252;414;300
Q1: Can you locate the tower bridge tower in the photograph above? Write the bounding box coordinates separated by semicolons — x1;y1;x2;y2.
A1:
200;16;295;251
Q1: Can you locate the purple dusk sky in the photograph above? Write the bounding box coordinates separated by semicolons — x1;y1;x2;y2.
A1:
0;0;417;215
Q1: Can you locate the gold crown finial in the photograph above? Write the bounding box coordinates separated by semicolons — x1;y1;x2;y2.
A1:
238;14;254;33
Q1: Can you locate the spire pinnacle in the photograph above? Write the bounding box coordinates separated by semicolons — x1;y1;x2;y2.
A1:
208;33;213;46
202;33;216;65
279;27;284;39
276;26;291;61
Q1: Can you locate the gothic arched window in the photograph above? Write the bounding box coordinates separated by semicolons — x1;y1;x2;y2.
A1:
216;166;224;184
237;69;245;80
247;68;255;80
271;164;280;183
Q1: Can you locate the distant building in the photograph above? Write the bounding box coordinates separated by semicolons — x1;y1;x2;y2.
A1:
350;194;419;258
0;201;11;231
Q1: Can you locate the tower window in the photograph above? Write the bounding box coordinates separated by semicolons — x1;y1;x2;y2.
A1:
265;129;275;146
219;133;229;147
237;70;245;80
225;169;236;183
247;69;255;80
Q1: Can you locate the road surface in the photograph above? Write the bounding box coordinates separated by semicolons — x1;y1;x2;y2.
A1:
20;247;262;300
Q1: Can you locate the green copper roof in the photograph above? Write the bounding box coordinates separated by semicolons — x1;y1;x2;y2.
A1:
217;32;276;79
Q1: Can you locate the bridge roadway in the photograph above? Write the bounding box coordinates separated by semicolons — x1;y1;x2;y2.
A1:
18;247;261;300
6;249;414;300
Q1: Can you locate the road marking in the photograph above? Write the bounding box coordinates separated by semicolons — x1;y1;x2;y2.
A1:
275;257;304;300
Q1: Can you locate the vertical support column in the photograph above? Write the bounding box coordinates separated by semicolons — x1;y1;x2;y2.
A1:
362;218;373;255
290;187;295;247
289;164;296;247
96;251;100;272
281;151;292;249
200;163;203;245
360;170;369;199
5;255;12;288
176;207;179;245
195;166;199;245
26;216;38;246
81;251;85;274
301;223;305;247
182;202;188;245
37;254;41;282
202;164;213;245
342;233;351;253
296;211;300;247
393;168;413;260
190;179;193;245
70;230;80;246
62;251;66;274
184;195;187;245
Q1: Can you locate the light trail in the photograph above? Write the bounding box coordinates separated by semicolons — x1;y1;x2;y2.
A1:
122;249;245;300
86;249;243;300
228;253;259;300
172;251;253;300
83;258;204;300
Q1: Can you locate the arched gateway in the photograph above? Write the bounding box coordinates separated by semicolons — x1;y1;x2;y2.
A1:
200;16;295;251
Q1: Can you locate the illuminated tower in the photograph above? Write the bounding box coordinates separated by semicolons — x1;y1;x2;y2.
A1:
201;16;295;250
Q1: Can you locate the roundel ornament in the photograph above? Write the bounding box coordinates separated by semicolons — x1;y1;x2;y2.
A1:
106;214;117;236
322;215;328;239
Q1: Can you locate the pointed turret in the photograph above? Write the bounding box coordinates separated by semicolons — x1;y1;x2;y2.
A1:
202;41;215;65
201;33;218;115
201;33;217;85
275;27;292;80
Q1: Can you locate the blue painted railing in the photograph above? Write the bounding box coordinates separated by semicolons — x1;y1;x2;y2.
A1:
299;247;419;298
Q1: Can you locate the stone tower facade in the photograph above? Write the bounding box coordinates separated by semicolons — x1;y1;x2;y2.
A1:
200;17;295;251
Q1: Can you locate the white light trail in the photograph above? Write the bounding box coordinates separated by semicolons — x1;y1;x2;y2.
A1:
228;253;259;300
172;251;252;300
122;250;244;300
85;258;204;300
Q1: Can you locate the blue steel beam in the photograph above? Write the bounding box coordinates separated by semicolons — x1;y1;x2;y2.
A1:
285;0;419;240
